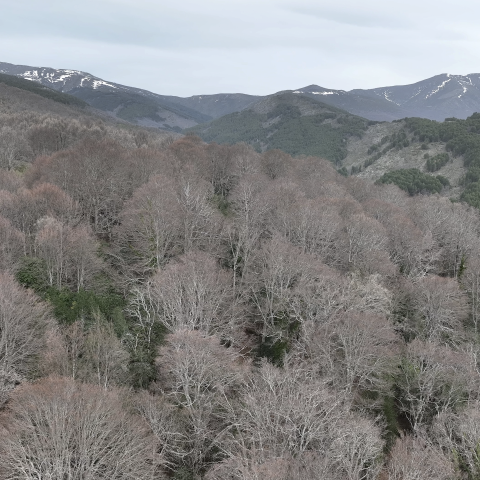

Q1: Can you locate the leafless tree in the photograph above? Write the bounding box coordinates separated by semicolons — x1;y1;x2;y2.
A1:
310;312;398;400
461;247;480;334
0;215;25;271
395;339;472;432
0;272;52;398
0;127;29;170
330;413;383;480
247;235;318;342
206;452;338;480
225;174;270;289
142;330;246;477
34;217;103;291
116;174;183;277
260;149;291;180
387;434;455;480
0;376;161;480
84;313;130;389
0;168;22;192
233;359;344;460
412;275;468;342
130;251;236;339
433;402;480;478
338;213;391;274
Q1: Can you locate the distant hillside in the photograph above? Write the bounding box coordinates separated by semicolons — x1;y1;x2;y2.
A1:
0;73;87;108
341;114;480;209
0;80;176;171
0;62;259;131
3;61;480;131
188;92;374;163
295;74;480;122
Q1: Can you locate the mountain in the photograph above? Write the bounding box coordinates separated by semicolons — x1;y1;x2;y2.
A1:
188;91;374;163
0;62;259;131
3;61;480;129
0;72;88;108
294;74;480;122
293;84;408;121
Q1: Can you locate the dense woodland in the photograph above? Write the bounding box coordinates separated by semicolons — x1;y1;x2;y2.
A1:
4;83;480;479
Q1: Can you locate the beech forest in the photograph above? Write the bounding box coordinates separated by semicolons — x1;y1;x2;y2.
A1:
2;84;480;480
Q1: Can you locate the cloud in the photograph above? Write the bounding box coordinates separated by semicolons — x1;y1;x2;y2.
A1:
3;0;480;96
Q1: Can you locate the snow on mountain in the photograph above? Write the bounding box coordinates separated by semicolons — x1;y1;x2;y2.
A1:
2;61;480;125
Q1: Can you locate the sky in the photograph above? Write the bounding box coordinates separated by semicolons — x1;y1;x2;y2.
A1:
2;0;480;97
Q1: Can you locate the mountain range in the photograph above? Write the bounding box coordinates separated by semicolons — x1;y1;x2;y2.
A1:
0;62;259;131
2;62;480;131
3;62;480;208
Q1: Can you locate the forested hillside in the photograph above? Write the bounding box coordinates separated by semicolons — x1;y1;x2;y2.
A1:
342;114;480;207
3;82;480;480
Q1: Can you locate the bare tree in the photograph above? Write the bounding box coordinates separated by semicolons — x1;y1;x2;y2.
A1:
309;312;398;400
260;149;291;180
206;452;337;480
84;313;130;389
337;213;391;274
35;217;103;291
0;127;29;170
144;330;246;477
0;215;25;271
0;376;161;480
412;275;468;342
0;183;79;253
461;248;480;334
387;434;455;480
330;413;383;480
433;403;480;478
0;272;52;394
395;339;472;432
226;174;270;289
45;317;129;389
234;359;344;461
247;235;318;342
117;171;221;280
0;168;23;192
131;251;235;338
116;174;183;277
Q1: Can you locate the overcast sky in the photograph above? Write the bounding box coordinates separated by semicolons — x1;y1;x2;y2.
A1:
2;0;480;97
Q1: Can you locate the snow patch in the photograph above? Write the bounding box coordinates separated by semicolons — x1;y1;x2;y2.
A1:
92;80;117;89
312;91;338;95
383;91;400;106
456;77;472;98
292;90;303;94
425;78;451;99
18;71;41;82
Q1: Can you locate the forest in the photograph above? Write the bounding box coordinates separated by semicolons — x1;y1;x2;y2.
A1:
3;81;480;480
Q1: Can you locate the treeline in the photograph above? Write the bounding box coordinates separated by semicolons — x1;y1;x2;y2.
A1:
3;124;480;478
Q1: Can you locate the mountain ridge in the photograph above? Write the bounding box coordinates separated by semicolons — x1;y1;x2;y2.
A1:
3;61;480;128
